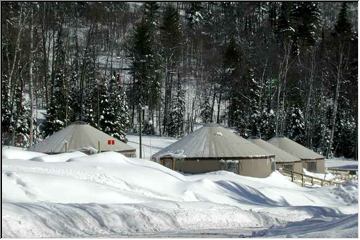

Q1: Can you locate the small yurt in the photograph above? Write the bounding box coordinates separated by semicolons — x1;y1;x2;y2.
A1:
268;137;325;173
29;121;136;157
249;138;303;173
151;124;275;178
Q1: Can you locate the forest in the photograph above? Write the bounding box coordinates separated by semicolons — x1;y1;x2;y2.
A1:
1;2;358;158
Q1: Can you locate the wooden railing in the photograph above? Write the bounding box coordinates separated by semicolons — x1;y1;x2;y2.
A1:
280;169;342;187
327;168;358;181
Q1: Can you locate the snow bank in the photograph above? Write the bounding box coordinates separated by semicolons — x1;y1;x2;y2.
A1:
2;201;279;238
255;213;358;238
303;168;336;181
2;148;358;237
2;147;46;160
30;151;87;162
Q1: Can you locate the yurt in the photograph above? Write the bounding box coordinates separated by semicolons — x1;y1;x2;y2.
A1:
249;137;303;173
151;124;275;178
268;137;325;173
29;121;136;157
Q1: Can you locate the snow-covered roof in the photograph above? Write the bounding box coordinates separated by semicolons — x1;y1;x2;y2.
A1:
249;138;301;163
267;137;324;160
152;124;273;160
29;122;135;154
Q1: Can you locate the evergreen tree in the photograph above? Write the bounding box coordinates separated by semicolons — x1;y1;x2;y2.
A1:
168;78;185;137
82;80;97;126
43;28;69;136
69;51;81;122
285;106;305;144
127;17;160;110
325;2;355;157
142;2;162;112
160;4;182;135
259;108;276;139
12;83;32;147
247;67;262;137
80;26;97;121
276;2;293;42
185;2;203;29
1;74;12;144
200;97;213;124
290;2;320;52
107;74;130;141
333;2;352;40
143;2;160;29
98;79;111;131
224;37;242;127
333;110;356;158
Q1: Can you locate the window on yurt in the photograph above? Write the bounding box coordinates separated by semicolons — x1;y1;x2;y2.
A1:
224;160;239;173
307;162;317;172
219;159;238;173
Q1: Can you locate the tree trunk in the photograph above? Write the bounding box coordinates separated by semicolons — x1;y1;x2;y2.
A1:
275;42;291;136
190;98;195;132
328;45;344;157
259;58;268;110
8;6;24;101
29;7;34;146
210;85;216;123
280;43;291;136
131;104;135;129
275;69;282;136
163;71;169;135
216;91;222;124
158;103;162;136
41;21;49;106
304;50;316;147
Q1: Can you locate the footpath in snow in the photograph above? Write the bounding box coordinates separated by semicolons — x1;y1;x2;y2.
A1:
2;147;358;238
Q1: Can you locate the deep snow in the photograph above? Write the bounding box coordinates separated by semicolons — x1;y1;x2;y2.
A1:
2;146;358;238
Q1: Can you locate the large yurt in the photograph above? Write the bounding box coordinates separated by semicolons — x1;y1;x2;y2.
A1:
29;121;136;157
151;124;275;178
249;137;303;173
267;137;325;173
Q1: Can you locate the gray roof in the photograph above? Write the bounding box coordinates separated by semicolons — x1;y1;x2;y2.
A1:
152;124;273;160
267;137;324;160
249;138;301;163
29;122;135;153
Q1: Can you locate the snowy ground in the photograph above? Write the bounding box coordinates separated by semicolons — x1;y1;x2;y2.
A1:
2;145;358;238
325;157;358;170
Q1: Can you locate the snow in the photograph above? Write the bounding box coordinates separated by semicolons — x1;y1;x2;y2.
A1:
2;145;358;237
215;131;223;136
303;168;336;181
30;151;87;162
154;150;187;161
127;134;178;159
325;157;358;170
36;109;47;120
2;146;46;160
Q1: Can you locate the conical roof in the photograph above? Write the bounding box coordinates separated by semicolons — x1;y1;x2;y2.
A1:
249;138;301;163
152;124;273;160
29;122;135;153
267;136;324;160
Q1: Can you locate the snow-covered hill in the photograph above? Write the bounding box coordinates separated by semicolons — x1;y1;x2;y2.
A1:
2;147;358;237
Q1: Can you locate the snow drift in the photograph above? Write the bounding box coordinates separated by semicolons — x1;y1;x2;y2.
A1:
2;147;358;237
